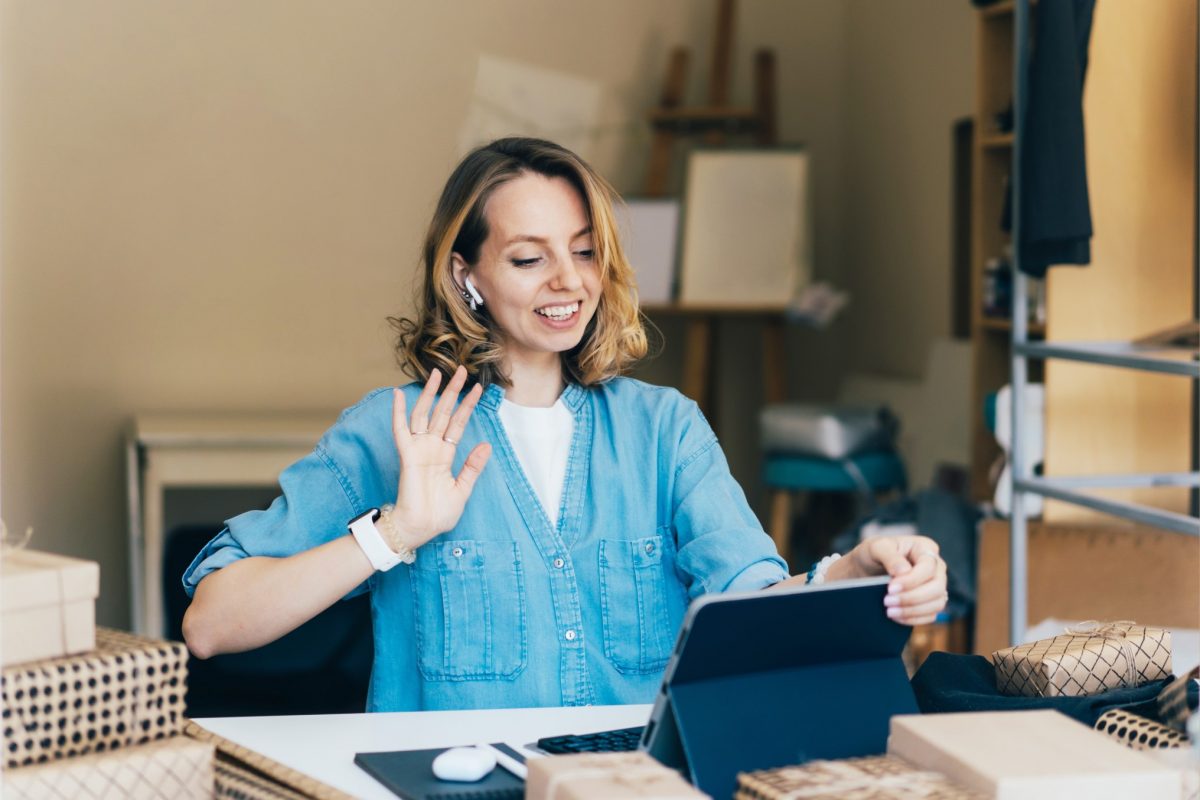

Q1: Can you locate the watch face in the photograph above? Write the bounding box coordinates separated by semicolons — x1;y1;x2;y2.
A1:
350;508;381;527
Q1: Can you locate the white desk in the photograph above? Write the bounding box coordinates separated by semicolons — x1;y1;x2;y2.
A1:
195;704;652;800
126;413;337;636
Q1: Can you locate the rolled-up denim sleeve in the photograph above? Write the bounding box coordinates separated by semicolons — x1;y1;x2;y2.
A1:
181;388;396;599
180;446;364;598
669;404;789;598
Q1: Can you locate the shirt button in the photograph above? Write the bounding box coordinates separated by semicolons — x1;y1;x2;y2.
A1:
645;541;656;554
451;546;464;558
553;557;565;569
564;629;577;641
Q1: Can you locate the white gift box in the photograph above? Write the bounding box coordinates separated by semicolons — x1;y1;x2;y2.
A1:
888;710;1183;799
1;548;99;666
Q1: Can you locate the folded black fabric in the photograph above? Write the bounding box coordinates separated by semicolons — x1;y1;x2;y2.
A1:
911;652;1172;726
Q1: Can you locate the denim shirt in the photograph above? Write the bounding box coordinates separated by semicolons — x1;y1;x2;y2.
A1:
183;378;789;711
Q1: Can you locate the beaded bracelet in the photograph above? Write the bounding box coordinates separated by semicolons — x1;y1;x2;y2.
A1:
805;553;842;585
377;504;418;565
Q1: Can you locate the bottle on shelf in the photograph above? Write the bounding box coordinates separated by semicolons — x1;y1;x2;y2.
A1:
981;243;1045;326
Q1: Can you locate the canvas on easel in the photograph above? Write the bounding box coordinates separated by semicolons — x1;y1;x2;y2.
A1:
677;148;810;306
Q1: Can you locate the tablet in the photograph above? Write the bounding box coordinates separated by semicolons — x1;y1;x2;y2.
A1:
640;575;917;798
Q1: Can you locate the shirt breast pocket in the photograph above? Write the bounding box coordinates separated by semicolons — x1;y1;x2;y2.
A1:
410;539;528;681
598;531;676;674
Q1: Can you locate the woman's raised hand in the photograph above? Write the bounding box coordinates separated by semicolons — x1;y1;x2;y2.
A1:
388;366;492;551
845;535;949;626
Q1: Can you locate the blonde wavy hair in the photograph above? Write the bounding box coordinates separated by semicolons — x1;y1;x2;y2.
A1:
391;137;648;388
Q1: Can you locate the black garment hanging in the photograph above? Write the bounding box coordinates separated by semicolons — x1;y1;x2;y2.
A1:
911;652;1189;727
1004;0;1097;277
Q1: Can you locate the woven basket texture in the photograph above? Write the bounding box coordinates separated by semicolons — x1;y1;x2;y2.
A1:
736;755;986;800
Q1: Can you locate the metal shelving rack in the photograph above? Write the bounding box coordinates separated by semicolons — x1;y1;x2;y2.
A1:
1006;0;1200;646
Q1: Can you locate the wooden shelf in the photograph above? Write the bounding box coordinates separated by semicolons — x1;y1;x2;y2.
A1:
641;301;787;316
980;0;1039;19
980;1;1015;18
978;316;1046;337
969;1;1033;501
647;106;761;133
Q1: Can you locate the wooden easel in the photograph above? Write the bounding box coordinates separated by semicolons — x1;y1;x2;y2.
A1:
644;0;777;195
641;0;786;423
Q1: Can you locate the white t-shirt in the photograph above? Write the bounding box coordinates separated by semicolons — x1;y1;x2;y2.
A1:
498;397;574;527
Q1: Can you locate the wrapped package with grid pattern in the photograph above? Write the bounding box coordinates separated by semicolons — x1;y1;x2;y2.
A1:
213;758;316;800
2;733;213;799
184;720;355;800
2;627;187;768
736;755;985;799
992;620;1172;697
1;547;99;667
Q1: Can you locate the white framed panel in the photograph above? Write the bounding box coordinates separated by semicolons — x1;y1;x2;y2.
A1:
618;198;680;304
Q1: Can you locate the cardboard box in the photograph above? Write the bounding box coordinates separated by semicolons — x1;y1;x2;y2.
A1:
2;734;214;799
736;755;985;799
0;548;99;667
526;752;710;800
3;627;188;768
974;520;1200;657
888;710;1183;799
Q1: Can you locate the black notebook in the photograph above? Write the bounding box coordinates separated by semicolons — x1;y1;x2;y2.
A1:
354;748;524;800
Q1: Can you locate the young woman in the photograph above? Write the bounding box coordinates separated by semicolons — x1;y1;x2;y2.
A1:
182;137;948;712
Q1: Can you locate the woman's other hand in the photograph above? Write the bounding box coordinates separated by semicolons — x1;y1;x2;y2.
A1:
389;366;492;550
832;535;948;626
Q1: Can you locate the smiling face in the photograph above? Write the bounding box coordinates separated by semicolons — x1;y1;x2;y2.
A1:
452;172;602;381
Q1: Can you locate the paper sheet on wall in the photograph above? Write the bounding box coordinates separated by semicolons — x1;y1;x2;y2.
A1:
458;54;602;160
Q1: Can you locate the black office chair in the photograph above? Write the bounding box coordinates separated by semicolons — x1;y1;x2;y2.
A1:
163;525;373;717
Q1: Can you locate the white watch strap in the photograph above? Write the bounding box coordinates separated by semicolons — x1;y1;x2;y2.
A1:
349;510;404;572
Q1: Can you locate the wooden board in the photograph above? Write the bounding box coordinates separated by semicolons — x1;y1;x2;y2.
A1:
975;518;1200;655
1043;0;1197;521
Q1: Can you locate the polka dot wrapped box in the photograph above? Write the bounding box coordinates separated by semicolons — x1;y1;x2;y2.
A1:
1094;709;1189;751
2;627;187;769
992;621;1172;698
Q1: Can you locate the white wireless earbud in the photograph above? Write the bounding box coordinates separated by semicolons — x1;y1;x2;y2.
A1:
463;277;484;311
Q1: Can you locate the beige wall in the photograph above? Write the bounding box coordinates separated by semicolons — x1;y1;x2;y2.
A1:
2;0;972;628
840;0;974;378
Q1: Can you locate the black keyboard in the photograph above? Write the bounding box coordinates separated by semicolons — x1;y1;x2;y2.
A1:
536;725;645;754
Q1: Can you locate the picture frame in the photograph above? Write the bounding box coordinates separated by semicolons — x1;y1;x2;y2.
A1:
677;147;811;306
617;197;680;305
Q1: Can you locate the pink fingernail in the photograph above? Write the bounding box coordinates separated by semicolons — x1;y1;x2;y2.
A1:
886;607;901;619
883;595;899;607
